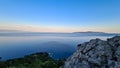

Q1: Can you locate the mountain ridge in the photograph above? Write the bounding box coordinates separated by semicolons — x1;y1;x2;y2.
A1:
0;29;120;34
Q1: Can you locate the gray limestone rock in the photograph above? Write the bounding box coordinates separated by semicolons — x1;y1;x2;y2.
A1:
63;36;120;68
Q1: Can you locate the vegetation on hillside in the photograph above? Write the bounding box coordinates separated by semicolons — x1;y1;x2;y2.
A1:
0;52;65;68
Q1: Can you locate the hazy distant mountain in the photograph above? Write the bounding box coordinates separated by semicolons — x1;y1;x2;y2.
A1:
73;31;106;34
73;31;120;36
0;30;119;36
0;29;23;33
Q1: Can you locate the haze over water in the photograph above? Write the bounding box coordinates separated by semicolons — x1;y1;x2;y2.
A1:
0;33;114;60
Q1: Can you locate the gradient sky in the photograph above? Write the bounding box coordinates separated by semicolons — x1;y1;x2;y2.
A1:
0;0;120;33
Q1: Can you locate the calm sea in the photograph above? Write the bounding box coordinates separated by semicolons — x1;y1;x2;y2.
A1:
0;35;113;60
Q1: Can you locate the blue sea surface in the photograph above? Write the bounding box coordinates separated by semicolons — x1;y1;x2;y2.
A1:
0;34;113;60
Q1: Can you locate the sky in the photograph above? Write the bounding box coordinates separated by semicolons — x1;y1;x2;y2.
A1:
0;0;120;33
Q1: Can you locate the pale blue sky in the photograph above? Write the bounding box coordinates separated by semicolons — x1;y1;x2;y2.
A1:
0;0;120;32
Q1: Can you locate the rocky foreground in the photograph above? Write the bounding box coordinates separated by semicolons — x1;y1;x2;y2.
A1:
63;36;120;68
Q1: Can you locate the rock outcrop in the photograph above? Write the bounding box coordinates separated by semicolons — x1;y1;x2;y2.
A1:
63;36;120;68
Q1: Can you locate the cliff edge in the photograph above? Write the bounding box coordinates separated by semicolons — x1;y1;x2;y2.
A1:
63;36;120;68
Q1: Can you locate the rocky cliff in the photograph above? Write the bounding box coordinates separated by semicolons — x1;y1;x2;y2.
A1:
63;36;120;68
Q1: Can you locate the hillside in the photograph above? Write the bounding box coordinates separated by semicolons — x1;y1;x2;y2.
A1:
0;52;64;68
63;36;120;68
